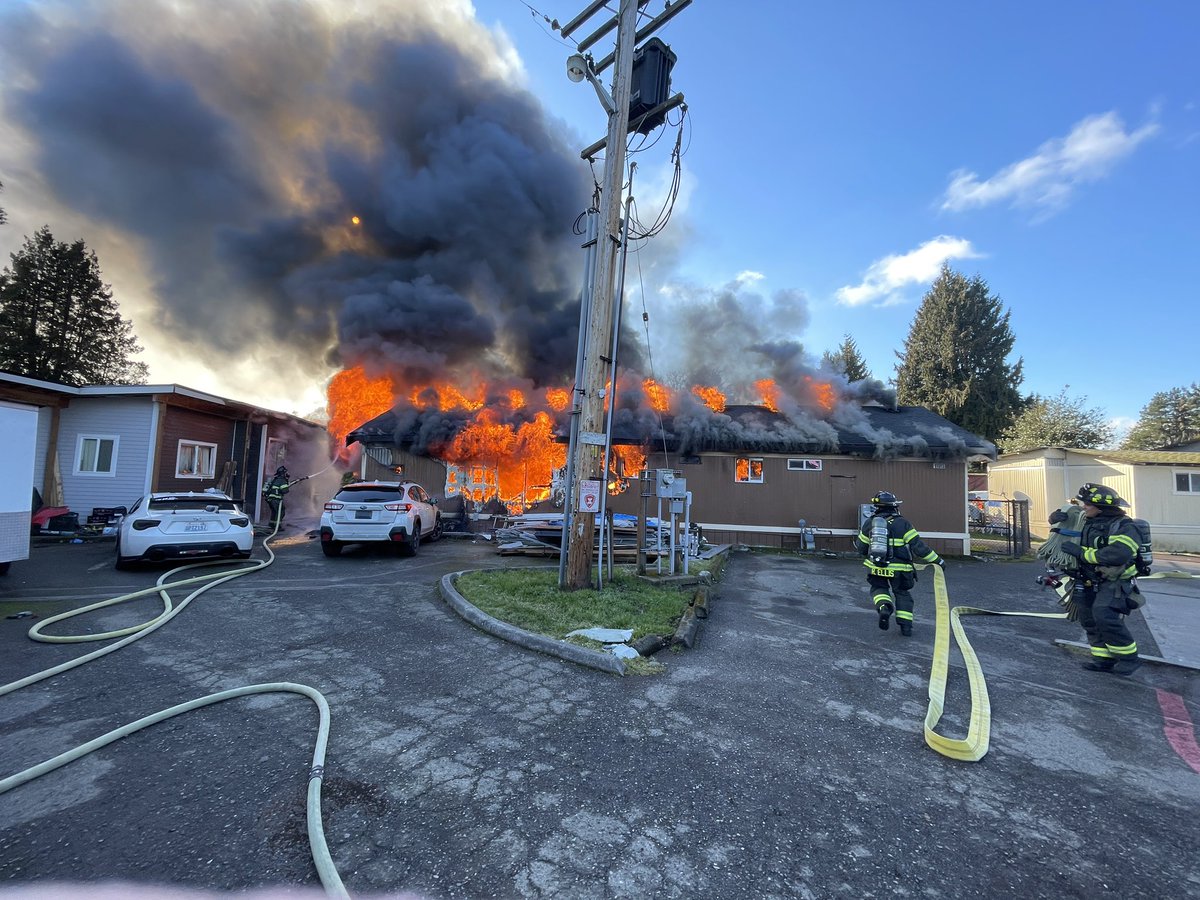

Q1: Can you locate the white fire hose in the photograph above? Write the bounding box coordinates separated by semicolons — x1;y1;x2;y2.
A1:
0;508;350;898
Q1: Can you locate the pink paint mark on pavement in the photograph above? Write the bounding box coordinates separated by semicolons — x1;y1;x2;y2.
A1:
1155;689;1200;775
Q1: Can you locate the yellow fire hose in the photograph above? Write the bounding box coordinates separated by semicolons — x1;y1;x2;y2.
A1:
0;512;350;898
923;565;1200;763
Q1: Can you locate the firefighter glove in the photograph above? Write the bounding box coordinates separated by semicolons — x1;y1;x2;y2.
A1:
1048;509;1068;525
1060;541;1083;559
936;558;946;570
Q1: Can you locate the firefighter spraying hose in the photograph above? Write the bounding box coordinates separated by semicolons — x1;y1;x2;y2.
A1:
0;489;350;897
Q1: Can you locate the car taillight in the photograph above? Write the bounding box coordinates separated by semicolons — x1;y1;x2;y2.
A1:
384;502;412;512
324;502;345;511
132;519;161;531
229;517;249;527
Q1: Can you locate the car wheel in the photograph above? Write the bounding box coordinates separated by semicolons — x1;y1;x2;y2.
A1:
430;516;443;542
401;526;420;557
114;535;135;571
321;540;343;557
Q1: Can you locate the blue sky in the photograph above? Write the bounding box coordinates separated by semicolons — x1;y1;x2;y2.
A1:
0;0;1196;434
473;0;1198;431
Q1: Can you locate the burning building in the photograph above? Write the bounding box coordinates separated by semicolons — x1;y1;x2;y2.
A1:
335;365;995;556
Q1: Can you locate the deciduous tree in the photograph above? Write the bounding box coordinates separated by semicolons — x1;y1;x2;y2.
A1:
0;226;149;385
895;265;1023;442
1121;385;1200;449
998;389;1114;454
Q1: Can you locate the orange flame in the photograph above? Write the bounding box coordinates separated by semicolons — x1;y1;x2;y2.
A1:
643;379;671;413
409;382;485;412
692;385;726;413
804;375;837;411
546;387;570;411
755;378;780;413
327;367;395;457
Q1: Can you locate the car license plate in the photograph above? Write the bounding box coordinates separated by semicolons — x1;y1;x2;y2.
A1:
355;510;373;520
185;523;206;532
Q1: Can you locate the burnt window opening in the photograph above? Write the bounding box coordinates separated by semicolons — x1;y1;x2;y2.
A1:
735;457;764;484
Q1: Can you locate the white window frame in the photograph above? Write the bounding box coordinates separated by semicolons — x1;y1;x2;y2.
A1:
787;458;823;472
74;434;119;477
735;456;764;484
1172;469;1200;495
176;439;218;479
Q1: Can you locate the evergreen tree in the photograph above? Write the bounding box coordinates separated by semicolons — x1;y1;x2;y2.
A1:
895;265;1023;442
997;389;1114;454
1121;384;1200;449
821;334;871;382
0;226;149;385
0;179;7;226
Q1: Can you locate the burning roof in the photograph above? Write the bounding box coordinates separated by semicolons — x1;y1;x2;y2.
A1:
347;395;995;462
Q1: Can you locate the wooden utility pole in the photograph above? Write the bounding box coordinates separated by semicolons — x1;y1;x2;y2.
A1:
562;0;640;589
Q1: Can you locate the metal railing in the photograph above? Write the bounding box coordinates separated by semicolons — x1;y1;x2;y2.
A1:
969;498;1031;557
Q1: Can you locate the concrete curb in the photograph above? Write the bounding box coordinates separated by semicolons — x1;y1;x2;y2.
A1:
438;570;627;676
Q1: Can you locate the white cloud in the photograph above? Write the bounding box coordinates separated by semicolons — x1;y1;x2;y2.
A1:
941;111;1159;214
735;270;765;285
835;236;979;307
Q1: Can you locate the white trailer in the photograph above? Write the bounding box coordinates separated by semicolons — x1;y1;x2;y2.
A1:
0;399;38;575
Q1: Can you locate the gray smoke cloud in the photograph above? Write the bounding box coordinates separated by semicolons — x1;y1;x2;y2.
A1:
0;0;591;396
0;1;978;461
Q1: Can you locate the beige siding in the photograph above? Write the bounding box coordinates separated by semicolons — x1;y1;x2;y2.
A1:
990;450;1200;552
1123;466;1200;553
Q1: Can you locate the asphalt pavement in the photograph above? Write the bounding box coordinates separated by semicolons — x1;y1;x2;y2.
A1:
1;529;1198;899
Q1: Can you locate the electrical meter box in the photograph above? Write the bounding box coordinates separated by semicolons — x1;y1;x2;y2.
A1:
628;38;676;135
656;468;687;499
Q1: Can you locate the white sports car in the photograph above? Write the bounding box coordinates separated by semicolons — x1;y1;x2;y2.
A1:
115;490;254;569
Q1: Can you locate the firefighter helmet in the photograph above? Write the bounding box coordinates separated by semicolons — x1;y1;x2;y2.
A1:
275;465;289;476
1076;483;1126;508
870;490;902;508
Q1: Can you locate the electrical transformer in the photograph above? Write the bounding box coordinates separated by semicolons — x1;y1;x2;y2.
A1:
628;38;677;135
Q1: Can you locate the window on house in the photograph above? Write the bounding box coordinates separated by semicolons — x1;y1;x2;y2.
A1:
735;457;764;484
787;458;823;471
1175;471;1200;493
176;440;218;478
76;435;118;476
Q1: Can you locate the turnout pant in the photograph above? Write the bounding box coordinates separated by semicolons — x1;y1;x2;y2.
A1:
1074;580;1139;661
868;571;916;625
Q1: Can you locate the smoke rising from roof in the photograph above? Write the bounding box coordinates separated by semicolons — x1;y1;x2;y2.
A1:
0;0;589;395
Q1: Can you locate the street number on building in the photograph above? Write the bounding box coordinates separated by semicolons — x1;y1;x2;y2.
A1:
579;480;601;513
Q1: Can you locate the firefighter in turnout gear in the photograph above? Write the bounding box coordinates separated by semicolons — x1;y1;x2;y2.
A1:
1058;483;1145;676
263;465;291;525
855;491;945;636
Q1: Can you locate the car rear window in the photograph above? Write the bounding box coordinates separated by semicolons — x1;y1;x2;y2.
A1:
149;496;238;512
335;485;404;503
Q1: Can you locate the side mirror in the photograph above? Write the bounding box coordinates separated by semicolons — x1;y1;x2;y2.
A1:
431;497;440;505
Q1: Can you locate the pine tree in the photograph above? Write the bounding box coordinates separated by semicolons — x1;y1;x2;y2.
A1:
895;265;1023;442
0;226;149;385
0;179;7;225
821;334;871;382
997;389;1114;454
1121;384;1200;449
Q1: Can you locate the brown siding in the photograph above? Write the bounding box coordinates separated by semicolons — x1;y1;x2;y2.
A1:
156;406;236;493
361;446;448;497
611;452;967;554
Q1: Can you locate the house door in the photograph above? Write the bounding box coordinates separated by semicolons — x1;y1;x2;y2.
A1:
830;474;858;530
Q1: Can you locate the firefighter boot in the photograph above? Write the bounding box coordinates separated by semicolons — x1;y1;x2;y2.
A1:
1082;658;1116;672
877;601;894;631
1111;656;1143;677
899;622;913;637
